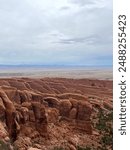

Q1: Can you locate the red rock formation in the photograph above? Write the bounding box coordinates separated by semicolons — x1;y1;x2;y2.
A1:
0;78;113;150
44;97;60;108
69;108;77;119
77;101;92;121
47;108;59;123
32;102;48;137
59;99;72;117
0;97;5;120
0;89;17;140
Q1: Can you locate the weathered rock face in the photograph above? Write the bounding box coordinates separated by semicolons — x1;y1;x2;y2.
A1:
69;98;78;108
0;121;8;140
60;99;72;117
0;78;113;150
47;108;59;123
14;136;32;150
44;97;60;108
0;122;11;150
21;102;32;109
76;120;92;134
69;108;77;119
77;101;92;121
29;110;35;122
0;87;93;148
0;97;5;120
0;89;17;141
20;106;29;123
32;102;48;137
0;89;49;142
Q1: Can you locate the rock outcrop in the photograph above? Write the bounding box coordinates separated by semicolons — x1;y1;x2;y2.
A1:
0;78;113;150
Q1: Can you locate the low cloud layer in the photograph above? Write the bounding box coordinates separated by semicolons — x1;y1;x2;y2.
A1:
0;0;112;66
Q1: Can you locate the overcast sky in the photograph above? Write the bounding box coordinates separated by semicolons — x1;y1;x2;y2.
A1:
0;0;112;66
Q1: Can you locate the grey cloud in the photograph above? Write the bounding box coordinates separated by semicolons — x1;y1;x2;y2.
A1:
0;0;112;66
56;35;99;44
70;0;96;6
60;6;70;11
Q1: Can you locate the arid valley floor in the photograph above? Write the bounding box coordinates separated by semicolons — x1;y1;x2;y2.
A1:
0;68;113;150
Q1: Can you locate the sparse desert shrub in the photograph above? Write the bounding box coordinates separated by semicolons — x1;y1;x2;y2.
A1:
0;140;9;150
96;110;107;131
106;111;113;121
95;108;113;149
77;145;92;150
97;147;107;150
101;135;113;146
96;119;106;131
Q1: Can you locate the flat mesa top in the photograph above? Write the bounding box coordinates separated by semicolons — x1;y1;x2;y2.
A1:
0;66;112;80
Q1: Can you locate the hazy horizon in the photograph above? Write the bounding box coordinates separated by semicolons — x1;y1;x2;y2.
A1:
0;65;112;80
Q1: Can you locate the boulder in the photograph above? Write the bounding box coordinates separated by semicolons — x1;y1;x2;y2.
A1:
59;100;72;117
47;108;59;123
20;107;29;123
77;101;92;121
69;98;78;108
14;136;32;150
69;108;77;119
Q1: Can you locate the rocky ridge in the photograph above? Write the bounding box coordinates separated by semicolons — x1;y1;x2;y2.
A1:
0;78;113;150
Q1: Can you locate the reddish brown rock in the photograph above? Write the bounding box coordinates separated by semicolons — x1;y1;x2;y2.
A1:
32;102;48;137
44;97;60;108
68;144;77;150
18;90;31;103
20;126;33;137
31;93;43;102
0;97;5;120
0;89;17;140
69;98;78;108
29;110;35;122
77;101;92;121
1;86;21;104
47;108;59;123
0;78;113;150
69;108;77;119
20;107;29;123
76;120;92;134
59;99;72;117
0;121;9;140
21;102;32;110
14;136;32;150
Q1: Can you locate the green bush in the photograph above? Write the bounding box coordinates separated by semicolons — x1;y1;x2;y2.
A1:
77;145;92;150
95;108;113;149
101;135;113;146
0;140;9;150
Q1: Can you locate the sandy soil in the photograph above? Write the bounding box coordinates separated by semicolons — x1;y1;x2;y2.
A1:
0;67;112;80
